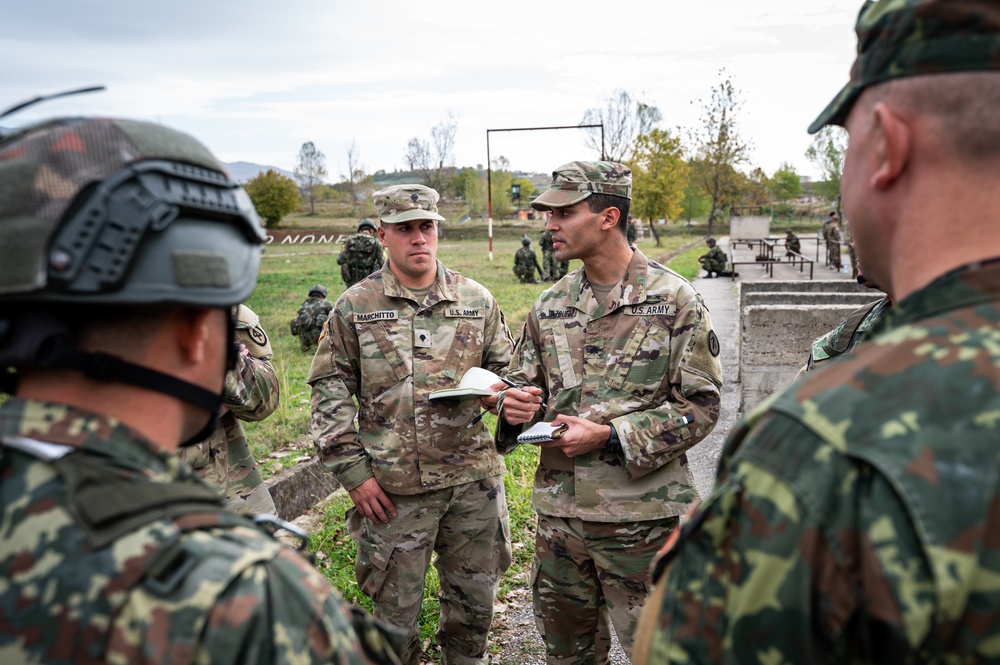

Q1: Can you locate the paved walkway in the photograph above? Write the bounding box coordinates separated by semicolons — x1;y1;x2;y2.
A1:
685;234;854;499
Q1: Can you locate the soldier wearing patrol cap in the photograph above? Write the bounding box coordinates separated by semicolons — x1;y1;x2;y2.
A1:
0;116;399;662
483;161;722;664
309;184;515;665
634;1;1000;663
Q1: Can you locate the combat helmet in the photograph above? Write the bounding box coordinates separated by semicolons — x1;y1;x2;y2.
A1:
522;235;531;246
706;237;717;244
0;114;266;439
358;218;377;233
309;284;327;298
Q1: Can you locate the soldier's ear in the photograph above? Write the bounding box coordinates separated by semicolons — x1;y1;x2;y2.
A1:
377;225;387;245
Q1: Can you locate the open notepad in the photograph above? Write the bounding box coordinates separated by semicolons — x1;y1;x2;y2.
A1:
429;367;501;400
517;421;568;443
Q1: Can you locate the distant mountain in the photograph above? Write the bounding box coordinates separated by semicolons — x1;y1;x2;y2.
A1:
223;161;296;184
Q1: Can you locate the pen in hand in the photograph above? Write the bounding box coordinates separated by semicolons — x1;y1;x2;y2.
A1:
468;377;523;428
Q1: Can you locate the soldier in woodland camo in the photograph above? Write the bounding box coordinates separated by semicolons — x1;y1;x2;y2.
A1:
0;116;399;664
513;235;543;283
309;184;514;665
291;283;334;351
339;218;385;286
486;160;722;664
634;1;1000;662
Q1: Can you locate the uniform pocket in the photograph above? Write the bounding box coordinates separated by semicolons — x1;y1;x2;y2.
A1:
606;318;672;403
357;321;410;391
347;507;401;601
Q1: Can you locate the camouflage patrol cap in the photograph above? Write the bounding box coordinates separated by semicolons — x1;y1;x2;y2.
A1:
530;160;632;211
373;184;445;224
357;218;377;232
0;117;264;305
809;0;1000;133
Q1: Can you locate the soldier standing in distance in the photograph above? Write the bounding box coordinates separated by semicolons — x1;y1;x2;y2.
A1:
308;184;515;665
626;213;639;248
540;227;557;281
633;1;1000;662
513;234;543;283
823;211;843;270
484;161;722;664
291;283;334;351
0;115;399;663
180;303;279;515
338;217;385;287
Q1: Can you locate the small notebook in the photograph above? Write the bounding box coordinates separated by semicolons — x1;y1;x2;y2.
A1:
429;367;502;400
517;421;568;443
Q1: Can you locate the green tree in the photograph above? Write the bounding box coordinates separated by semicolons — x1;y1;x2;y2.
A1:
629;128;689;247
489;156;513;219
806;127;848;216
679;164;712;222
772;162;804;202
244;169;300;229
740;167;772;207
294;141;327;215
690;71;751;235
451;167;487;216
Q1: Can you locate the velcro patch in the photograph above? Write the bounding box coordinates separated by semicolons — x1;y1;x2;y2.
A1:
355;311;398;323
539;309;575;320
249;326;268;347
445;308;483;318
625;304;675;316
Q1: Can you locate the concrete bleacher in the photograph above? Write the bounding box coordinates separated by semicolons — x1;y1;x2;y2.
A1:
738;280;886;413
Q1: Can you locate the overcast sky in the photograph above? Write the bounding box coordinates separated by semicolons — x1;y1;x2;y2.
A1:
1;0;860;182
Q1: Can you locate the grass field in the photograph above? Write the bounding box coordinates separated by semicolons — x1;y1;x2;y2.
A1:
242;217;813;662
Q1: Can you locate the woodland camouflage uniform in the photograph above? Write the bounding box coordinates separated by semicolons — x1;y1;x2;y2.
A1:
784;230;801;258
698;240;727;275
0;116;399;663
338;221;384;287
823;216;843;269
500;161;723;663
513;237;543;283
634;1;1000;662
309;184;515;665
179;304;279;515
292;288;334;351
540;229;557;280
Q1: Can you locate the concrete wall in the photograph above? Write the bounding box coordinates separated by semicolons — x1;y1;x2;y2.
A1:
266;457;340;522
744;292;883;307
730;216;770;242
740;304;862;412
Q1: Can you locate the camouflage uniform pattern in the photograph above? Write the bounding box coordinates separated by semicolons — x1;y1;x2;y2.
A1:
496;248;722;659
530;160;633;210
292;294;335;351
627;218;639;246
339;232;384;287
179;304;278;516
0;398;399;665
513;245;542;283
823;218;843;269
784;231;801;258
540;230;557;281
308;260;514;664
699;245;727;274
637;260;1000;664
797;294;892;378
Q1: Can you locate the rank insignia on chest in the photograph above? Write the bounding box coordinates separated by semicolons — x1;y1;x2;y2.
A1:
445;308;483;318
539;309;575;320
354;311;398;323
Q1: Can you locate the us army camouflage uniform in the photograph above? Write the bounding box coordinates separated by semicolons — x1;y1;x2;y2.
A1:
339;232;385;287
540;230;557;281
309;260;514;665
496;249;723;662
180;304;278;516
292;294;335;351
795;294;892;379
0;398;400;665
637;261;1000;664
513;245;542;283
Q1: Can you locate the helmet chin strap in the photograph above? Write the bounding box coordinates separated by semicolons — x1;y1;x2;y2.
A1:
0;309;237;447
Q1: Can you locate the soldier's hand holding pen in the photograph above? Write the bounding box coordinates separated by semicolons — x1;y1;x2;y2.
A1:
478;378;544;426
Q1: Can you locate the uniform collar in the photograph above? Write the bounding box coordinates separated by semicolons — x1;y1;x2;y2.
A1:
569;249;648;318
381;260;459;309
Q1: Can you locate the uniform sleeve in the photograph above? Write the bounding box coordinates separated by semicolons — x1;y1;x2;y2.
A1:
225;328;280;423
613;292;723;480
307;306;373;491
495;313;549;452
196;548;401;664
